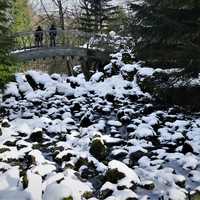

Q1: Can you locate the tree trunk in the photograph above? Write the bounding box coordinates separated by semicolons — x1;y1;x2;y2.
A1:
57;0;65;30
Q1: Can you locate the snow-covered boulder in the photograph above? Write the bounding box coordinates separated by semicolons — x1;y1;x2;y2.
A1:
105;160;141;187
90;136;107;161
121;64;138;81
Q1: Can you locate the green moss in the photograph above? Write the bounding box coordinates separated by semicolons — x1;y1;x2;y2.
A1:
89;138;107;161
105;168;125;184
62;196;73;200
192;193;200;200
74;157;88;171
0;64;17;90
82;191;93;199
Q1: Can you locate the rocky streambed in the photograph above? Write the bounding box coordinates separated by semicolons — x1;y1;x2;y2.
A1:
0;54;200;200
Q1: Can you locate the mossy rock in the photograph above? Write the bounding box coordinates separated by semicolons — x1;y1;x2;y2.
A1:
62;196;73;200
82;191;93;199
100;188;113;199
89;138;107;161
104;168;125;184
74;157;89;171
191;192;200;200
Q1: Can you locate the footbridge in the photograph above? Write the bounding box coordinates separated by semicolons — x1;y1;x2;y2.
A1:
12;29;111;62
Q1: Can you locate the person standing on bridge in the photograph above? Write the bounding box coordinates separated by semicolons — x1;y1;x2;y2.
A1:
49;24;57;47
34;26;43;47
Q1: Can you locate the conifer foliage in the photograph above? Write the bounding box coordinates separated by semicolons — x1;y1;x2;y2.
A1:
0;0;14;88
130;0;200;72
80;0;117;33
0;0;13;65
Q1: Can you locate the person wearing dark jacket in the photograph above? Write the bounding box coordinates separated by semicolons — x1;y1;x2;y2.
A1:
49;24;57;47
34;26;43;47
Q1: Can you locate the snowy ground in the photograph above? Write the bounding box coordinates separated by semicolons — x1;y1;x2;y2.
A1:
0;52;200;200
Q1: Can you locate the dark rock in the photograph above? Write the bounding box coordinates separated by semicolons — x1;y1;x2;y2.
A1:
120;116;131;125
117;110;125;120
182;142;194;154
70;81;80;89
100;189;113;199
20;171;28;189
127;125;136;133
124;84;133;90
117;185;127;190
110;150;127;160
71;102;81;112
29;129;43;143
80;166;96;179
104;168;125;184
80;112;93;128
74;157;89;171
25;74;38;90
143;104;154;115
23;154;37;167
129;150;147;166
105;93;115;102
60;153;74;162
104;62;120;77
89;138;107;161
110;129;119;137
1;120;10;128
128;94;139;102
0;148;10;153
0;128;2;136
122;52;134;64
175;178;185;188
126;197;138;200
142;181;155;190
121;66;137;81
3;141;16;147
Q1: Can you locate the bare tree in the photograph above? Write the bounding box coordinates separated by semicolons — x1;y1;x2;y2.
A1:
35;0;69;29
51;0;65;29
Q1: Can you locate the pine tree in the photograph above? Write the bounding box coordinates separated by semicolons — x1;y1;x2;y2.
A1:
80;0;118;33
0;0;13;65
129;0;200;73
0;0;15;88
106;6;128;34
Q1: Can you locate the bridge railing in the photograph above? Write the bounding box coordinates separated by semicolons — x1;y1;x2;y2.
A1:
12;29;131;54
12;29;95;51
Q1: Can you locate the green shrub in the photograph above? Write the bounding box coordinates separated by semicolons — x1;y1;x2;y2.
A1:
0;64;17;89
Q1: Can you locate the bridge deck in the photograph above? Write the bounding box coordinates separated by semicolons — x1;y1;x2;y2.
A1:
13;47;88;61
